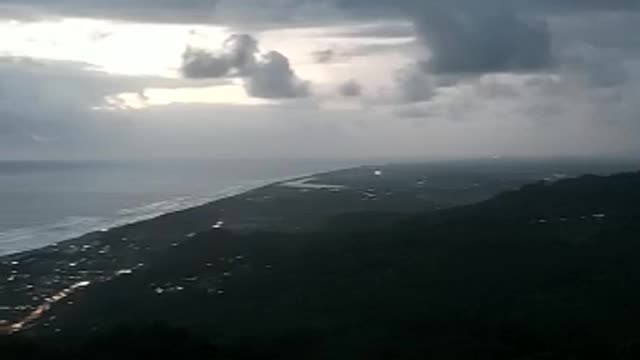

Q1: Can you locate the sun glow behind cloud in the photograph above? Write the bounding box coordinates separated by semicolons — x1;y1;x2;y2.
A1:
0;18;230;77
0;17;419;108
0;18;279;106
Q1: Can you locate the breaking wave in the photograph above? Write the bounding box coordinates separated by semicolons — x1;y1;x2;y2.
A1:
0;182;263;256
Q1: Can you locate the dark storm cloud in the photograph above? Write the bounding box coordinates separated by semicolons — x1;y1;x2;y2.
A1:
246;51;310;99
534;0;640;12
181;48;232;78
414;9;552;74
335;1;552;75
181;34;310;99
335;0;640;14
181;34;258;78
333;0;640;76
338;79;362;97
555;11;640;52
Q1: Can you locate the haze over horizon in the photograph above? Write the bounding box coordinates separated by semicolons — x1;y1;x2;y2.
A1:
1;0;639;160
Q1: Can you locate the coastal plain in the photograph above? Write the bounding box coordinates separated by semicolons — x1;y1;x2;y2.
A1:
1;160;637;339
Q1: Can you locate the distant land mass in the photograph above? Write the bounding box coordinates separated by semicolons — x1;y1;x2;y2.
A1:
2;159;640;359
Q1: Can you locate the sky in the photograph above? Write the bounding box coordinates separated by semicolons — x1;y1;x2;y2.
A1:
0;0;639;160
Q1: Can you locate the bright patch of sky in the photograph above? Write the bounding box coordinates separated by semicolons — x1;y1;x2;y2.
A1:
96;84;275;110
0;18;416;108
0;18;230;77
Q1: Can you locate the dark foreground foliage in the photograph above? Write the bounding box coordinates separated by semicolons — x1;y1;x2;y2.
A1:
0;323;218;360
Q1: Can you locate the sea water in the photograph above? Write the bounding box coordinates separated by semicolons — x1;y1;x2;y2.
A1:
0;159;353;256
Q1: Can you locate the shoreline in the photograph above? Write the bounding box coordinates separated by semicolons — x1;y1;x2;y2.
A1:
3;157;638;259
0;168;355;260
0;167;367;333
0;166;362;335
4;160;638;334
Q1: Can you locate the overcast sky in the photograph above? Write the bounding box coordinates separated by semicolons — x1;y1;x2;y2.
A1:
1;0;639;160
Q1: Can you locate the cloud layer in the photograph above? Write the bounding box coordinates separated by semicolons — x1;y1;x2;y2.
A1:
414;8;552;74
181;34;309;99
0;58;140;158
3;0;640;160
182;34;258;78
245;51;310;98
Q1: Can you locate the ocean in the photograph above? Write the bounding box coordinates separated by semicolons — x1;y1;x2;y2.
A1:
0;159;354;256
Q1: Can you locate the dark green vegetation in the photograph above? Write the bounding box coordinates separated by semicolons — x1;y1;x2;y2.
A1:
3;161;640;359
3;160;583;326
